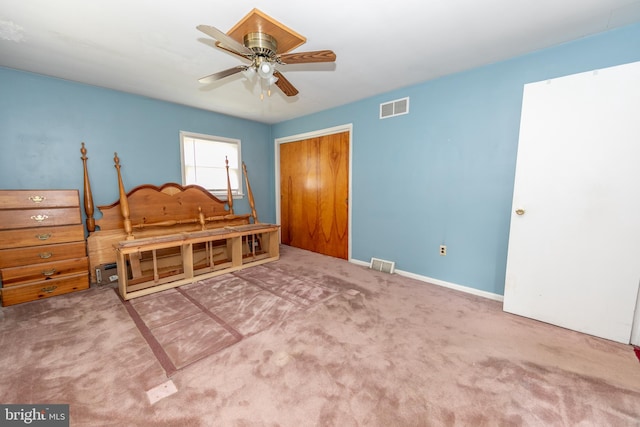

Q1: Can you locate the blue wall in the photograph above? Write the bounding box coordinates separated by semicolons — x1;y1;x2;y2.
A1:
0;69;274;223
2;23;639;296
273;23;640;295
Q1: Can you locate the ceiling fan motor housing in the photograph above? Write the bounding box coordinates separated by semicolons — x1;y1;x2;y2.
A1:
244;32;278;59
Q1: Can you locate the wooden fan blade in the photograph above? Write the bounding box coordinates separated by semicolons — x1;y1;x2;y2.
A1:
274;71;299;96
200;39;251;62
278;50;336;64
198;66;246;84
196;25;253;57
216;42;253;60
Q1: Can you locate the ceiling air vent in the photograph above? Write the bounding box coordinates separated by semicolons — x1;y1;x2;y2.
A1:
380;97;409;119
369;257;396;274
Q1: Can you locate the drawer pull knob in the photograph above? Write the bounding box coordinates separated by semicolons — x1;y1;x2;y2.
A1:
31;214;49;222
42;269;56;277
36;233;52;240
40;285;58;294
39;252;53;259
28;195;46;203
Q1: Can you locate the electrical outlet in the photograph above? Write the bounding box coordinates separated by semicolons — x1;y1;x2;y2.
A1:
439;245;447;256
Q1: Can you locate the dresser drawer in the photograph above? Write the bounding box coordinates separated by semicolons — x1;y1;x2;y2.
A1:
0;273;89;306
0;207;81;230
0;190;79;209
0;242;87;269
0;224;85;250
1;257;89;287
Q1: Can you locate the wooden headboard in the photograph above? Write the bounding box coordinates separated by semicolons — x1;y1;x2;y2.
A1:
92;182;251;235
79;143;258;283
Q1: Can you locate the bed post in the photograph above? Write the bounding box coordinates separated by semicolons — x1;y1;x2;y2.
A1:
243;162;259;224
113;152;133;240
80;142;95;233
198;207;206;230
225;156;234;214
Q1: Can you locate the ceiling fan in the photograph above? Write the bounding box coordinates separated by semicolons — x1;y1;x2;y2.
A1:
197;9;336;99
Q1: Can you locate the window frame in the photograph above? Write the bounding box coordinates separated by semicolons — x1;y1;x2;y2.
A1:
179;131;244;199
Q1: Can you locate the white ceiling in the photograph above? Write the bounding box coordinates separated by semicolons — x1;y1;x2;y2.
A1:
1;1;640;124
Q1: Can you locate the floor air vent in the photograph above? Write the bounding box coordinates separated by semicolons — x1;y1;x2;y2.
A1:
369;257;396;274
380;97;409;119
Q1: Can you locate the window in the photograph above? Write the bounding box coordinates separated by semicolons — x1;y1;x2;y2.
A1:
180;131;243;198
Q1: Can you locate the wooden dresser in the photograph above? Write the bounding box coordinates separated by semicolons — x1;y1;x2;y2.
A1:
0;190;89;306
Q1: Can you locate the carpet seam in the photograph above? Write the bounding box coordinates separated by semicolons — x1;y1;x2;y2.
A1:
233;269;344;309
117;289;178;377
232;270;313;307
176;286;244;341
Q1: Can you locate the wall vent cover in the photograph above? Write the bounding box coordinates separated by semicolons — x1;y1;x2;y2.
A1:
380;97;410;119
369;257;396;274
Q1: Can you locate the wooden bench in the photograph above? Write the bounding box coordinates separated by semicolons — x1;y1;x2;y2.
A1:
115;223;279;300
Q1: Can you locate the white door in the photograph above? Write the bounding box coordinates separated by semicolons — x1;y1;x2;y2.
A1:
503;61;640;344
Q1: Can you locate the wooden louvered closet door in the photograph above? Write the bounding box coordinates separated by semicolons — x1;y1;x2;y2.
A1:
280;131;349;259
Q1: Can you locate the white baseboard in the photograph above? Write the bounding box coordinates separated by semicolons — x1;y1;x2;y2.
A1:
350;258;504;302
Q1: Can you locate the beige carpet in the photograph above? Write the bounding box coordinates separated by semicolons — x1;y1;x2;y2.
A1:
124;264;347;376
1;245;639;426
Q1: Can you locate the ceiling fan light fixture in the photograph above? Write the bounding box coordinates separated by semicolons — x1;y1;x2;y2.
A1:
257;60;275;79
241;67;256;80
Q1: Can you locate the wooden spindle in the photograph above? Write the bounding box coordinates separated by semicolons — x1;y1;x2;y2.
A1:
198;206;206;230
80;142;95;232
